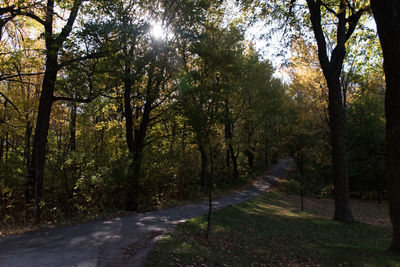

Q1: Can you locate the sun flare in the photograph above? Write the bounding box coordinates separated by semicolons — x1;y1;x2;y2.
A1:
151;22;164;39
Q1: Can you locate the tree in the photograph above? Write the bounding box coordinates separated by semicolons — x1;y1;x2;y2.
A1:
370;0;400;252
0;0;109;223
300;0;369;222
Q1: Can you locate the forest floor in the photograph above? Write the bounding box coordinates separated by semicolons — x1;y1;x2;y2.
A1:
0;158;292;267
148;181;398;266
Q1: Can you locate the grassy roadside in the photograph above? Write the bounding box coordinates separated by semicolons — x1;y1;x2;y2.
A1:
147;187;400;266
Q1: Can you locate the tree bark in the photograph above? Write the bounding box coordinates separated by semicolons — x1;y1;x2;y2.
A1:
371;0;400;252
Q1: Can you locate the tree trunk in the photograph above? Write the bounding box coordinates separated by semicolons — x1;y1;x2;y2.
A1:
25;60;57;224
64;103;77;199
199;143;208;187
24;121;33;171
305;0;361;222
297;154;305;211
125;63;156;211
246;149;254;170
206;140;213;239
69;103;77;152
22;0;82;224
327;77;353;222
0;135;3;168
5;130;9;184
224;99;238;180
231;150;238;180
226;149;230;168
126;151;143;211
264;140;268;167
371;0;400;252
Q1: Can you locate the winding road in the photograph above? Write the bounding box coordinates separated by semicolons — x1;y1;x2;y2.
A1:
0;158;292;267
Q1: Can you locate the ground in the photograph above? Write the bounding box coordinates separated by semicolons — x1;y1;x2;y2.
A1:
147;182;398;266
0;158;292;267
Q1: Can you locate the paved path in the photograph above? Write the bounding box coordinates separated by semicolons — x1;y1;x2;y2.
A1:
0;158;293;267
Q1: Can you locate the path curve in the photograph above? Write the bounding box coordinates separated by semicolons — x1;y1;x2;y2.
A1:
0;158;293;267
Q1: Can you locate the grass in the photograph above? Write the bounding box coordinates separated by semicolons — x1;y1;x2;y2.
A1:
147;186;400;266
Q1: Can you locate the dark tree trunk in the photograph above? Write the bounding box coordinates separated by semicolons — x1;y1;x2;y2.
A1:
21;0;82;224
125;63;157;211
297;154;305;211
25;61;57;224
231;150;238;180
199;143;208;187
206;140;213;239
64;103;77;199
371;0;400;252
0;135;4;168
224;100;238;180
24;121;33;171
327;77;353;222
264;141;268;167
246;149;254;170
226;149;230;168
5;130;9;184
69;103;77;152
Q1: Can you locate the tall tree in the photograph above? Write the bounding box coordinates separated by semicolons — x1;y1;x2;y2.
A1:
370;0;400;252
303;0;369;222
1;0;91;223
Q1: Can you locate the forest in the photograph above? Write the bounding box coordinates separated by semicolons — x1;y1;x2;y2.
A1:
1;0;400;256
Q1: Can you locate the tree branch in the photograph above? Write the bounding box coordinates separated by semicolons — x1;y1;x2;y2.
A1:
320;1;337;16
58;51;106;69
345;6;369;42
0;72;44;82
52;94;98;103
55;0;83;46
306;0;330;69
0;91;23;117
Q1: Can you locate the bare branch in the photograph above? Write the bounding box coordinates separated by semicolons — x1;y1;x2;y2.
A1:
55;0;83;46
58;51;106;70
0;91;23;117
345;6;369;42
0;72;44;82
52;94;98;103
320;1;337;16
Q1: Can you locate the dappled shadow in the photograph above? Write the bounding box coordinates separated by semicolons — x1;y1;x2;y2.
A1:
151;193;399;266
